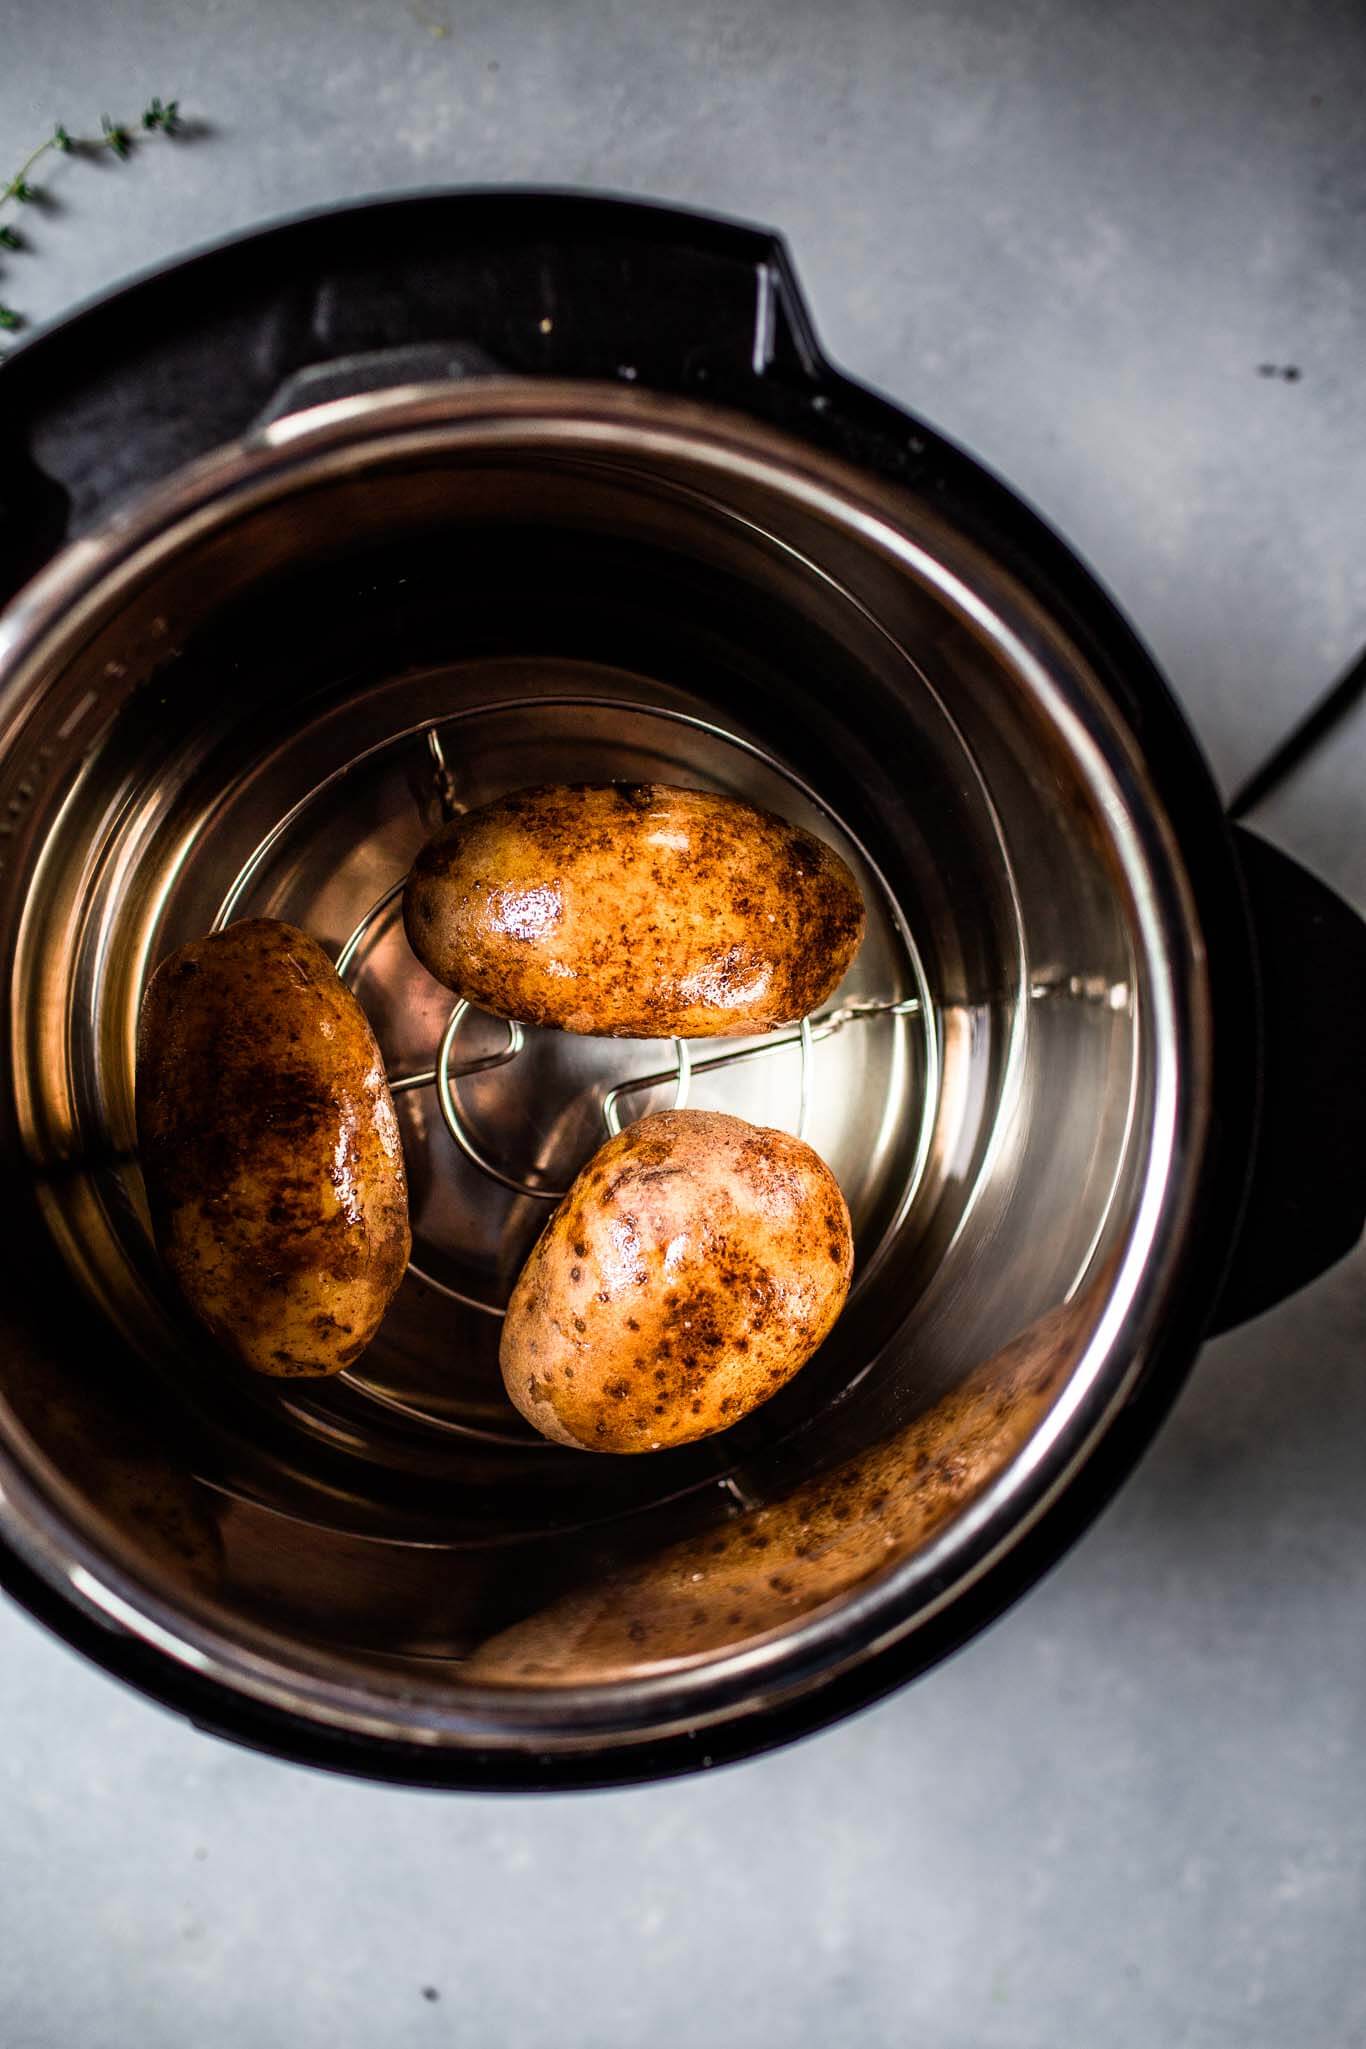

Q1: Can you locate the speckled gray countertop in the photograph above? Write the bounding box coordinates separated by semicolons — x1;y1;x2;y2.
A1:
1;4;1364;2045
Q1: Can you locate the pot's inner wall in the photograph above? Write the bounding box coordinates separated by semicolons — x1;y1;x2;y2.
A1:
2;421;1151;1696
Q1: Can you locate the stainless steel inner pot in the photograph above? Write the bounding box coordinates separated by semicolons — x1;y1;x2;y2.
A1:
0;378;1209;1767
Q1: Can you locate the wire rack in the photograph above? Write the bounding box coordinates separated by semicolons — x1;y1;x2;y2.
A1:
222;720;926;1328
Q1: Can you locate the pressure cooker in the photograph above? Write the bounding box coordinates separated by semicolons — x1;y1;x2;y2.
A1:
1;191;1361;1788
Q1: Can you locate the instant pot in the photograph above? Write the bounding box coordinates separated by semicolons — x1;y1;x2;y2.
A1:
1;191;1362;1788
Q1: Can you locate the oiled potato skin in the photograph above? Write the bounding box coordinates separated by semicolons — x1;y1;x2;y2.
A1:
403;783;866;1038
136;919;411;1377
471;1295;1084;1682
500;1109;853;1451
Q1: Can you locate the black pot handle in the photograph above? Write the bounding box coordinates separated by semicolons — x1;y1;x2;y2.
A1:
0;192;835;615
1208;825;1366;1333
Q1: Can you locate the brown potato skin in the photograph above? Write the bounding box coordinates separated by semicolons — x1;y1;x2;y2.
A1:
403;783;866;1038
471;1294;1086;1682
136;919;411;1377
500;1109;853;1451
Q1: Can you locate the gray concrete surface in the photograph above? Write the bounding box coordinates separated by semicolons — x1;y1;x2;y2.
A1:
1;3;1364;2045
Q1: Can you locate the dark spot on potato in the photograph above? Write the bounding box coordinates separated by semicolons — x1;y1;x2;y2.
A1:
569;1265;582;1283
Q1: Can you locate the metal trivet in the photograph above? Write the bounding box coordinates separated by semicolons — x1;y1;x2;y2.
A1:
333;870;919;1321
315;723;916;1320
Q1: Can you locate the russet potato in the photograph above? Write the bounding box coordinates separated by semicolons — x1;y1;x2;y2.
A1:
470;1293;1088;1682
136;919;410;1377
403;782;866;1038
500;1109;853;1452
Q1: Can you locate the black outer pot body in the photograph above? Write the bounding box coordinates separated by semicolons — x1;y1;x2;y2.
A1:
0;191;1360;1789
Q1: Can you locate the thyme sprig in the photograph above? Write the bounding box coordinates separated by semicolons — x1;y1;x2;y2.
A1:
0;99;183;335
